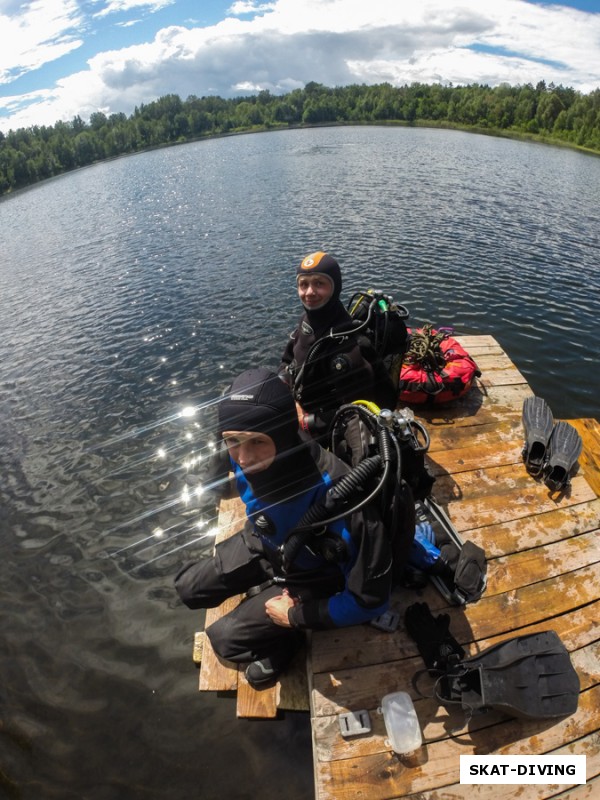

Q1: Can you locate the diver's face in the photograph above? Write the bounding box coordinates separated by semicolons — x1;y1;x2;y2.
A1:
297;274;334;310
222;431;277;474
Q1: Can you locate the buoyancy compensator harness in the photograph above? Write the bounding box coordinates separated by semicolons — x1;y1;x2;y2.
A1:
405;602;580;722
280;400;433;584
291;290;409;416
279;401;487;604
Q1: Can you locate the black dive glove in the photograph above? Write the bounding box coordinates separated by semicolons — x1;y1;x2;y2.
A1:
404;602;465;671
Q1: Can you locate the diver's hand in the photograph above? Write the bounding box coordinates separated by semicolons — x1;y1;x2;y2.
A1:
265;589;297;627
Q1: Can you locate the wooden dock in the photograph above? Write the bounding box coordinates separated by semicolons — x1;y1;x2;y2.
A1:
194;335;600;796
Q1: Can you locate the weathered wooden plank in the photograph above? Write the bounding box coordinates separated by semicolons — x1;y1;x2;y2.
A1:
463;383;532;407
310;564;600;674
426;416;523;452
461;499;600;558
454;335;504;352
484;530;600;598
198;496;245;692
311;602;600;721
470;352;521;372
430;416;600;488
192;631;204;665
425;415;598;493
427;437;524;476
214;496;245;543
568;418;600;498
547;776;600;800
443;476;596;531
418;403;522;431
312;639;599;765
278;640;311;711
412;384;532;425
453;563;600;643
236;668;279;719
315;685;599;800
199;597;241;692
434;461;547;497
433;469;596;532
415;731;600;799
238;641;311;716
480;367;529;388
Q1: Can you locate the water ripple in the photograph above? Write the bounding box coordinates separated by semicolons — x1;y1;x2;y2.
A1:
0;126;599;799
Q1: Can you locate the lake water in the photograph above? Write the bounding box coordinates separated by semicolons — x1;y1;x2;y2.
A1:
0;126;598;799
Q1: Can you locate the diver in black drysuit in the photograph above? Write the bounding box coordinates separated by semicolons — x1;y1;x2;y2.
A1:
279;251;396;436
175;367;392;686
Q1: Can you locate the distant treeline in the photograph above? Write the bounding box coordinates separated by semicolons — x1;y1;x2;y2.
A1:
1;80;599;195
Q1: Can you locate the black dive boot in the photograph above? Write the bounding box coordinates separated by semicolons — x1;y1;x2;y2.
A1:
245;635;301;688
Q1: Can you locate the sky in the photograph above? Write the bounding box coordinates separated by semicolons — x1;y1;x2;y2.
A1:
1;0;599;134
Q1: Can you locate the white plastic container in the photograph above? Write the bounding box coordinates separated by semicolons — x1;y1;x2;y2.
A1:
379;691;422;754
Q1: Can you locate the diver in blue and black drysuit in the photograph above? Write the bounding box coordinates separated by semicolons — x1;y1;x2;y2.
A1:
175;367;392;687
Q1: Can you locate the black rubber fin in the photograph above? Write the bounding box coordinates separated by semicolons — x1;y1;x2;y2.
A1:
522;395;554;476
543;420;583;492
443;630;580;720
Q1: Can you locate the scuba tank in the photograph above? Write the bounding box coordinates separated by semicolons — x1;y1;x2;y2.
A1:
280;400;486;605
280;401;432;582
347;289;409;359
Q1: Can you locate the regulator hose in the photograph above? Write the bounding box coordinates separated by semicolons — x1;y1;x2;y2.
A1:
293;301;378;394
329;454;381;504
281;424;394;572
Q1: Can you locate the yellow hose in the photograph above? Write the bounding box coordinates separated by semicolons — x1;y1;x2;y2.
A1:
351;399;382;414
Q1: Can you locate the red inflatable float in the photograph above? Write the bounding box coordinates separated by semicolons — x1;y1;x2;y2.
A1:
397;326;480;405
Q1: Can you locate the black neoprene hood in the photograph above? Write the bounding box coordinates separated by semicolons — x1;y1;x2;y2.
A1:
218;367;299;452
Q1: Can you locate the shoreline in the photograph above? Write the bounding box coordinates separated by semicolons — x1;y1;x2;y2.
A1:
1;119;598;201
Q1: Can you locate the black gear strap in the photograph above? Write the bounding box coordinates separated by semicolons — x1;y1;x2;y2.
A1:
404;601;465;671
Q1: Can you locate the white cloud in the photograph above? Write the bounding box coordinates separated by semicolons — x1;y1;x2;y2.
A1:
93;0;175;18
228;1;276;15
0;0;85;84
117;18;143;28
1;0;599;132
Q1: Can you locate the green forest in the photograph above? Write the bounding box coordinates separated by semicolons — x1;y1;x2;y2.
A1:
1;80;599;196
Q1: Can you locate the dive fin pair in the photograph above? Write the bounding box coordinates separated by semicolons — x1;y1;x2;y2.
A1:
521;396;582;492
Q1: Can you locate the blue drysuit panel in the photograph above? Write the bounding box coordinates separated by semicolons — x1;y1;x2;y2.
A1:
232;460;388;626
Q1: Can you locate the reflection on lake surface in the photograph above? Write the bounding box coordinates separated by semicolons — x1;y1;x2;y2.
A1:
0;126;598;799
